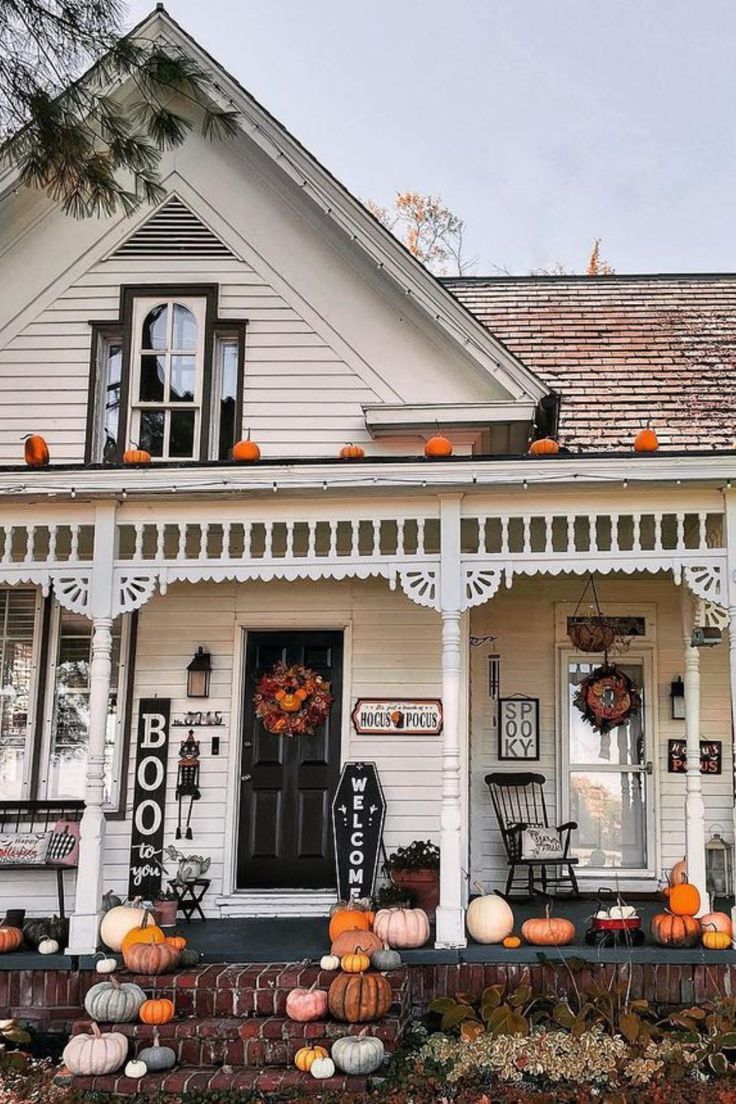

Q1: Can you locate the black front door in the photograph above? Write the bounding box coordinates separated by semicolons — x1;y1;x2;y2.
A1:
237;630;343;889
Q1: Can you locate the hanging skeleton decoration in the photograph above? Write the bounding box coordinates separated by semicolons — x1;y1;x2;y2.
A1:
175;732;201;840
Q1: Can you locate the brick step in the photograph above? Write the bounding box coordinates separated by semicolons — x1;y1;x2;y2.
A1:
57;1066;369;1096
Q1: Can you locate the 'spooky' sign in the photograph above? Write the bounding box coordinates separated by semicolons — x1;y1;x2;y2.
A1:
332;762;386;902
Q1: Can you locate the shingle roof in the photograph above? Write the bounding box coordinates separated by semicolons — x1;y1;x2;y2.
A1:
443;274;736;452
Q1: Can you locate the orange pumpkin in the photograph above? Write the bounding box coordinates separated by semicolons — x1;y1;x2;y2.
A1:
0;927;23;954
164;935;188;953
294;1045;329;1072
328;905;371;944
521;905;575;947
651;912;700;947
232;433;261;462
341;949;370;974
123;447;151;465
139;997;175;1025
122;940;180;976
528;437;559;456
667;881;700;917
700;912;733;937
502;935;521;949
24;434;50;468
120;911;165;955
330;929;383;957
634;426;659;453
339;443;366;460
424;433;453;459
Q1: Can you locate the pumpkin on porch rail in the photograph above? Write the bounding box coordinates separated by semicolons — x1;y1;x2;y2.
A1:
424;433;453;459
0;927;23;954
651;912;701;948
373;907;430;949
634;425;659;453
139;998;175;1025
330;928;382;957
23;434;50;468
528;437;560;456
465;884;514;944
339;443;366;460
123;940;181;976
328;971;392;1023
232;432;261;462
328;904;371;944
62;1023;128;1077
285;985;329;1023
123;446;151;465
521;905;575;947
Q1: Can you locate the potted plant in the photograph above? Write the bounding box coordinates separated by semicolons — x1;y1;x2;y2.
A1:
384;840;440;916
152;889;178;928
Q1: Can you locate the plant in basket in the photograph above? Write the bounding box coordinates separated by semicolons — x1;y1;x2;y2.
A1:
384;839;439;916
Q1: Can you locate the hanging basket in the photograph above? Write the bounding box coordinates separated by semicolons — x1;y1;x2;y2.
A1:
568;618;618;653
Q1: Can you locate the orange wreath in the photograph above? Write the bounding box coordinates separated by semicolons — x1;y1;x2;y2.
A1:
574;664;642;735
254;661;333;736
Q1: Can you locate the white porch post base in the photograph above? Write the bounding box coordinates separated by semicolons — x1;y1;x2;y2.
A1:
436;608;466;948
682;593;710;915
67;617;113;955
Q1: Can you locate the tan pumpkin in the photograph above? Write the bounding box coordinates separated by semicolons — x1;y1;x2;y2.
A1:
700;912;733;937
23;434;50;468
503;935;521;949
669;858;688;886
634;426;659;453
528;437;559;456
122;940;181;976
120;911;165;955
466;886;514;944
62;1023;128;1076
424;433;453;459
285;985;329;1022
0;927;23;954
703;927;731;950
139;998;175;1025
373;907;430;949
339;443;366;460
328;904;371;944
521;905;575;947
341;949;371;974
294;1044;328;1072
328;971;392;1023
667;881;700;917
651;911;701;948
330;928;383;957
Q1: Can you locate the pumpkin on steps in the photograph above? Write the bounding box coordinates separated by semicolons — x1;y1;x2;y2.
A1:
138;1028;176;1072
328;971;392;1023
373;907;430;949
341;949;371;974
330;928;382;958
120;911;165;955
62;1023;128;1076
84;977;146;1023
702;927;732;950
100;900;146;952
700;912;733;937
179;948;201;967
164;934;187;953
95;953;117;975
285;985;329;1022
294;1044;329;1072
139;998;175;1025
124;1059;147;1079
370;945;402;972
320;954;341;971
0;927;23;954
651;912;701;948
328;904;371;944
310;1055;336;1079
123;940;181;976
503;935;522;949
667;881;700;917
466;885;514;944
521;905;575;947
332;1030;385;1075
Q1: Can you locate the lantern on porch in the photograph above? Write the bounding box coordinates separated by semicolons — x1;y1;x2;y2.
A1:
670;675;685;720
186;647;211;698
705;831;733;899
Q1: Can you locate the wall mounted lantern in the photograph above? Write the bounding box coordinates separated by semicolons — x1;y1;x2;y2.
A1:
187;647;211;699
670;675;685;720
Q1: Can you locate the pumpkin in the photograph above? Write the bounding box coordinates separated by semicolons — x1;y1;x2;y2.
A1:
294;1044;329;1072
634;426;658;453
328;971;392;1023
23;916;68;949
38;938;59;955
320;954;341;971
310;1055;336;1080
332;1030;385;1076
503;935;521;949
179;948;201;967
120;911;165;954
123;447;151;465
466;887;514;944
669;859;687;886
123;940;181;976
339;443;366;460
95;954;117;975
100;901;146;952
373;907;430;949
521;905;575;947
330;898;373;916
164;934;187;953
700;912;733;937
341;949;370;973
528;437;559;456
328;904;371;943
331;929;383;957
23;434;50;468
139;998;175;1025
651;912;701;948
424;433;453;458
667;881;700;917
101;891;123;914
232;433;261;462
62;1023;128;1077
285;986;329;1022
370;945;402;972
703;927;732;950
0;927;23;954
138;1029;176;1072
84;977;146;1023
124;1059;148;1079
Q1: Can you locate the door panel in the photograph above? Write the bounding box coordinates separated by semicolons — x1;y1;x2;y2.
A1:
237;631;343;889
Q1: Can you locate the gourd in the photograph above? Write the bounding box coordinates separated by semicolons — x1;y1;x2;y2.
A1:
669;859;687;886
310;1055;335;1079
328;972;392;1023
667;881;700;917
23;916;68;948
329;898;373;916
101;891;123;914
123;940;181;976
370;945;402;972
124;1059;148;1079
528;437;560;456
700;912;733;936
328;904;371;943
294;1044;329;1072
139;998;175;1025
95;954;117;975
331;929;382;957
179;948;201;967
341;949;371;974
503;935;521;949
24;434;50;468
339;443;366;460
466;887;514;944
164;934;187;953
702;926;731;950
332;1030;385;1075
651;912;701;947
424;433;453;458
38;938;59;955
0;927;23;954
521;905;575;946
373;907;430;949
285;985;329;1023
320;954;341;971
62;1023;128;1076
120;911;165;954
138;1029;176;1072
634;426;659;453
84;977;146;1023
232;433;261;462
123;447;151;465
100;900;146;952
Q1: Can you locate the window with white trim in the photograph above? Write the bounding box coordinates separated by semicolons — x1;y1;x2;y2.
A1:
0;589;42;799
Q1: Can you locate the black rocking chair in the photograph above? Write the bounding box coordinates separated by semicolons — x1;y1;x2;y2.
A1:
485;772;580;900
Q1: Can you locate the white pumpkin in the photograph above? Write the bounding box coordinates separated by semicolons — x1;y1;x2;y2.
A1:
62;1024;128;1076
310;1055;336;1079
38;938;59;955
100;900;145;952
372;907;430;949
466;889;514;944
124;1059;148;1079
609;905;637;920
95;954;117;975
320;954;341;971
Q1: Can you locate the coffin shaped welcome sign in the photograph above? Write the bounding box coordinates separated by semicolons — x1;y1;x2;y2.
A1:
332;761;386;903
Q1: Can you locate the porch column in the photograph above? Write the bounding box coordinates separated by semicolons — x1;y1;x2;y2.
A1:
725;489;736;935
436;495;466;948
681;589;709;914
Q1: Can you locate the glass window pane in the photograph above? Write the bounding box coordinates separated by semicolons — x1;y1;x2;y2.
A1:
216;338;238;460
170;356;196;403
141;304;168;350
98;340;122;464
170;409;195;458
570;770;647;869
568;662;645;766
140;410;165;457
171;304;197;350
139;355;165;402
0;591;37;799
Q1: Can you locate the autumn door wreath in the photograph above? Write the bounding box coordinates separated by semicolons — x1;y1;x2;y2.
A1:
254;661;333;736
573;663;642;735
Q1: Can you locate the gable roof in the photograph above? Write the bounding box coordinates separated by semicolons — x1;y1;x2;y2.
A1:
444;273;736;452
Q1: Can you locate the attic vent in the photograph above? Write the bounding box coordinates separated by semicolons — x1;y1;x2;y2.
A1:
111;197;236;259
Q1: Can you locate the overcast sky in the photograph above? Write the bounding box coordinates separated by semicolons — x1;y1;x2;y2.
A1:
127;0;736;276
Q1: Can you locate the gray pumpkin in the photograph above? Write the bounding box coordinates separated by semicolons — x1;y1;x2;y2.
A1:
138;1030;176;1072
84;977;146;1023
101;891;123;914
178;948;201;967
370;945;402;972
332;1033;385;1075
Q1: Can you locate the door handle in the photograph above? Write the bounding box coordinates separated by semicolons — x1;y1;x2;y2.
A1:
241;773;252;782
645;761;653;775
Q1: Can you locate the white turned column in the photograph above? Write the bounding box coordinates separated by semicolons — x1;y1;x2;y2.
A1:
728;608;736;940
681;590;710;914
436;495;466;948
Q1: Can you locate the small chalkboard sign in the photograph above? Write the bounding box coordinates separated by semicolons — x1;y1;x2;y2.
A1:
667;739;722;775
128;698;171;899
332;762;386;903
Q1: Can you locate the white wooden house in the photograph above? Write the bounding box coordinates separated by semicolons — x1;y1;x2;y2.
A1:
0;7;735;953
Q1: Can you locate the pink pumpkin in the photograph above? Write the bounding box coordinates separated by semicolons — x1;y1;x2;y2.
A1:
373;907;430;949
285;986;329;1023
700;912;733;937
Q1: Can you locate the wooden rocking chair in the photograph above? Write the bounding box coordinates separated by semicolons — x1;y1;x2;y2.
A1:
485;772;580;900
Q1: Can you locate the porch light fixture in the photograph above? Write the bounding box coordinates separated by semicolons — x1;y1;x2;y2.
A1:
670;676;685;720
186;647;212;699
705;831;733;900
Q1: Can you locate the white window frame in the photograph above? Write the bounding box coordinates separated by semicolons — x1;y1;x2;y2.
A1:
210;331;241;461
91;330;124;464
129;296;207;461
0;588;44;800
